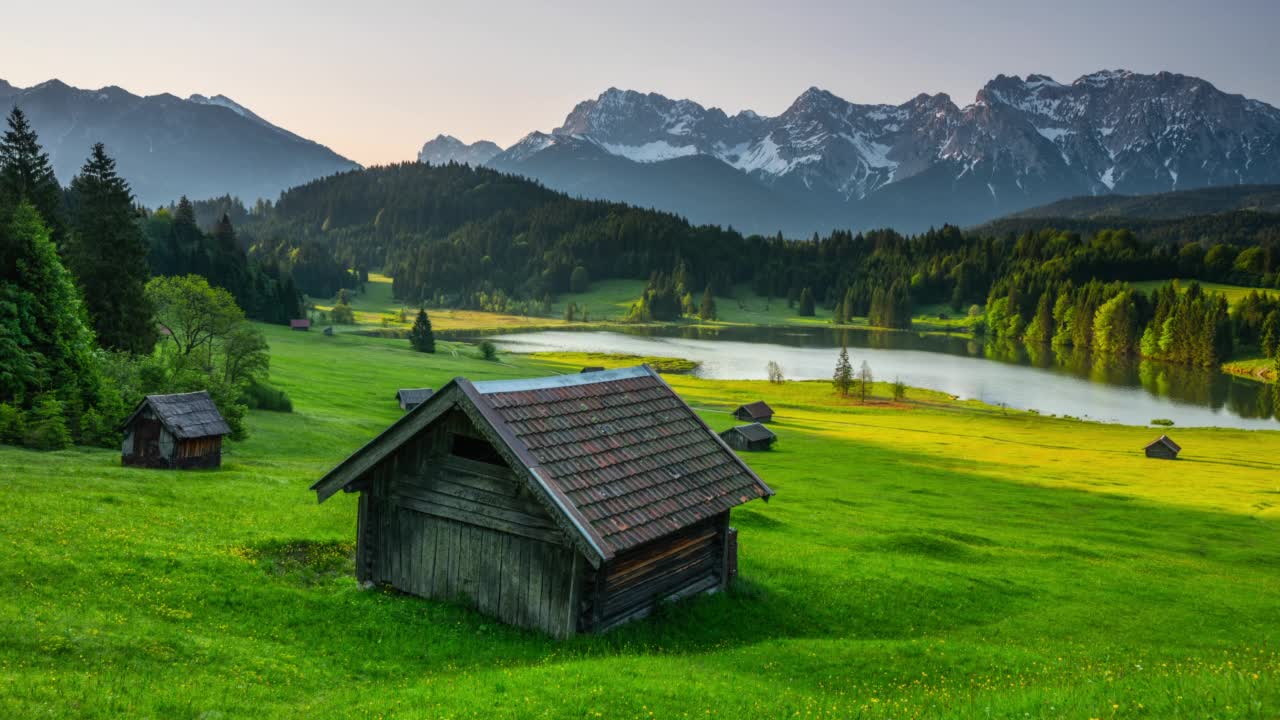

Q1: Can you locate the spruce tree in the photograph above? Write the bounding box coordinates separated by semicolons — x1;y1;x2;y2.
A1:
409;308;435;353
0;107;65;241
698;285;716;321
1261;310;1279;358
0;202;99;406
66;143;155;354
798;287;816;317
832;345;852;398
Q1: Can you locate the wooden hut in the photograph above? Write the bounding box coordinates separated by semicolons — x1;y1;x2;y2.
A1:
395;388;435;412
311;365;774;638
720;423;777;451
120;391;230;469
290;318;311;331
323;326;334;336
1144;434;1181;460
733;401;774;423
580;366;606;373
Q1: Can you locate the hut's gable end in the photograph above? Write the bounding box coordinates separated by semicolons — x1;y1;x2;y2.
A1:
356;407;581;637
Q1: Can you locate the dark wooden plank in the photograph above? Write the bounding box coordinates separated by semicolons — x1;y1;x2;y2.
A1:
394;496;565;545
395;488;555;530
432;476;548;516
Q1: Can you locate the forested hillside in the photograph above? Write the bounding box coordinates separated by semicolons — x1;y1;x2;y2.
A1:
1001;184;1280;221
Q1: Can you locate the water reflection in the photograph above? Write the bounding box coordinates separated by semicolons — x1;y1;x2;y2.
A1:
483;324;1278;429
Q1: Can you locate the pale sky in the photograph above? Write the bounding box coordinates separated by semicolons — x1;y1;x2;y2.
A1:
3;0;1277;166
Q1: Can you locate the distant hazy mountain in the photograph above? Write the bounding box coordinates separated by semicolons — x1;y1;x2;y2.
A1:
433;70;1280;236
1;79;359;207
417;134;502;166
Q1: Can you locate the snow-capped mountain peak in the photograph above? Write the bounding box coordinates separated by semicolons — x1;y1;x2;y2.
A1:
439;69;1280;234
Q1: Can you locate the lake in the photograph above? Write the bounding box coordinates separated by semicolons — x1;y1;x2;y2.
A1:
485;325;1280;430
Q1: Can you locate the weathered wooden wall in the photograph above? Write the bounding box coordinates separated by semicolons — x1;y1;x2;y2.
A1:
122;410;222;470
583;511;729;633
358;409;581;637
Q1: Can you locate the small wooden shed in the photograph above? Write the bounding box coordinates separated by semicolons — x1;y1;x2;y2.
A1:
290;318;311;331
311;365;774;638
395;388;435;412
720;423;777;452
323;326;334;336
1145;434;1181;460
120;391;230;469
733;401;774;423
580;366;605;373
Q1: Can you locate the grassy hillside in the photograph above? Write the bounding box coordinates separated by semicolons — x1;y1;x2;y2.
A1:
3;327;1276;718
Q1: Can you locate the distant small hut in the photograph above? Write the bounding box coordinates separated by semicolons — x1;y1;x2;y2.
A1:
290;318;311;331
1144;434;1181;460
733;401;774;423
395;388;435;412
580;366;605;373
720;423;777;452
312;365;774;637
323;326;334;336
120;391;230;469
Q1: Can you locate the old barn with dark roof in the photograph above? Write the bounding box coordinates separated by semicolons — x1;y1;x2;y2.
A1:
395;388;435;412
311;365;774;637
720;423;777;452
120;391;231;469
733;401;774;423
1145;434;1181;460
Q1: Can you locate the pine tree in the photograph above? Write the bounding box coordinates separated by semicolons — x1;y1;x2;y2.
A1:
0;202;99;406
65;143;155;354
832;345;852;398
0;107;65;242
698;285;716;321
1261;310;1279;358
409;308;435;353
798;287;816;317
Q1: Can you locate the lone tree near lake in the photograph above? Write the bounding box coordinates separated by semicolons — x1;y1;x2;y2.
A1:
409;308;435;353
857;361;873;403
833;345;853;398
767;361;785;384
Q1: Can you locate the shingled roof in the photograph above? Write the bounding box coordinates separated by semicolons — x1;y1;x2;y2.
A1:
121;391;231;439
1146;434;1181;452
725;423;776;443
395;388;435;406
735;401;773;420
312;366;773;563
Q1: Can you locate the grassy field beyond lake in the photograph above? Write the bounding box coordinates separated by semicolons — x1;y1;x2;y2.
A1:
1;325;1277;718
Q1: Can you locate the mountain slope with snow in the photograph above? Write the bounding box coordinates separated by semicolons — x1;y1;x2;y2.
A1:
2;79;359;206
448;71;1280;234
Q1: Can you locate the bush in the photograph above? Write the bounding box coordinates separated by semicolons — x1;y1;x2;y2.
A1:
1151;418;1175;426
24;397;71;450
330;303;355;324
0;404;27;445
478;340;498;361
242;379;293;413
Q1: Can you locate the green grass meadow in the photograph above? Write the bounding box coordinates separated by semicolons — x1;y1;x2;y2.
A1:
1;325;1278;718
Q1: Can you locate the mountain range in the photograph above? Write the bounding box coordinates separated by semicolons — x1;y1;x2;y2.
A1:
421;70;1280;235
0;78;359;207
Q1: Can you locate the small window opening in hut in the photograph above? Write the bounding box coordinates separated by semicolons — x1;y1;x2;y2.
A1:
450;433;505;466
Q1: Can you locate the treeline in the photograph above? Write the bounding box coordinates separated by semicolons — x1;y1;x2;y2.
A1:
0;108;284;450
141;198;305;324
224;162;1280;362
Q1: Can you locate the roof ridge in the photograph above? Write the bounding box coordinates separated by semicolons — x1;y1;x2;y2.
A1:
472;365;651;394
